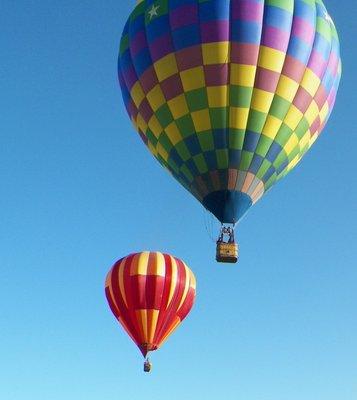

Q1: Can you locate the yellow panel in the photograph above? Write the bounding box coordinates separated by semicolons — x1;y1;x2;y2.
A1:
284;133;299;155
319;102;329;123
157;142;169;161
147;309;159;344
148;115;163;138
202;42;229;65
300;68;321;96
229;107;249;129
130;252;149;275
154;54;178;82
165;121;182;146
167;256;178;308
167;94;189;119
304;100;319;124
258;46;286;72
284;105;303;130
180;66;205;91
230;64;256;87
262;115;282;139
286;154;300;173
275;75;300;102
147;142;158;156
136;113;148;134
309;133;319;146
118;259;128;307
251;88;274;113
130;81;145;107
146;84;166;111
299;131;310;150
191;109;211;132
207;86;228;108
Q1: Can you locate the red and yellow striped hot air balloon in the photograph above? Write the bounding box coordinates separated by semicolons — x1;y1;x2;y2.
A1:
105;251;196;372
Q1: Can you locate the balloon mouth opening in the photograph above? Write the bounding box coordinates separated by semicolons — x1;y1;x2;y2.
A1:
139;343;157;357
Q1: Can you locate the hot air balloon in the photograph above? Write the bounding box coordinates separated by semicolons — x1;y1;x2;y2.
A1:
105;251;196;372
118;0;341;262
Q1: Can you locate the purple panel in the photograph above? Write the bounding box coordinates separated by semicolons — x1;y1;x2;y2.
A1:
291;17;315;45
281;55;306;82
201;20;230;43
204;64;228;86
130;31;147;57
175;45;203;71
231;43;260;65
140;66;158;93
255;67;280;92
261;26;290;52
293;87;313;113
170;5;198;30
160;74;184;100
149;33;175;62
231;0;264;22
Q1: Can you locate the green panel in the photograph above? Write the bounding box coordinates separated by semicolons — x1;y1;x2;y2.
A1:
275;123;293;147
145;129;158;146
193;154;209;174
255;135;274;157
240;151;254;170
295;118;310;139
256;159;273;180
216;149;229;169
158;132;173;153
155;104;174;129
270;95;291;120
209;107;228;129
266;0;294;12
288;146;300;162
167;157;180;175
180;164;194;182
120;35;129;55
229;129;245;150
247;110;267;133
175;141;191;162
230;86;253;108
198;130;215;152
175;114;195;138
185;88;208;112
272;151;288;169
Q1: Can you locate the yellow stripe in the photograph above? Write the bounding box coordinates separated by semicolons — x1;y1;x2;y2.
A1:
147;309;159;344
136;309;148;343
167;256;178;308
130;252;149;276
177;264;190;311
119;258;128;307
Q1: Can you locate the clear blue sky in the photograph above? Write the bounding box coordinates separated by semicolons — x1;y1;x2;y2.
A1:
1;1;356;399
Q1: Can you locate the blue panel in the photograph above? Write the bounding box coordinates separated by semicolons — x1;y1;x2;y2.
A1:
249;154;264;174
276;158;289;174
203;190;253;223
262;165;276;181
229;149;241;168
146;15;170;42
231;21;262;44
172;24;201;50
204;150;218;170
243;131;260;152
169;148;184;167
213;129;228;150
186;159;199;176
199;0;230;22
133;49;153;75
170;0;197;9
185;134;202;156
130;15;145;36
266;142;283;163
263;5;292;32
287;37;312;64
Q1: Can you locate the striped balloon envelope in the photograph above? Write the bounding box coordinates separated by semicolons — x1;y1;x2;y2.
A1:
118;0;341;224
105;252;196;357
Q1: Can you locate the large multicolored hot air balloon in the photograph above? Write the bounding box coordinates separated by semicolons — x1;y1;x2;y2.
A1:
118;0;341;257
105;251;196;371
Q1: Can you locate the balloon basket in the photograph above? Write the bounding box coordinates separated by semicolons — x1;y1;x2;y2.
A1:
216;242;238;263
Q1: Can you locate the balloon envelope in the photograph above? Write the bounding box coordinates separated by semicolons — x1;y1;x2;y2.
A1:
118;0;341;224
105;252;196;357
